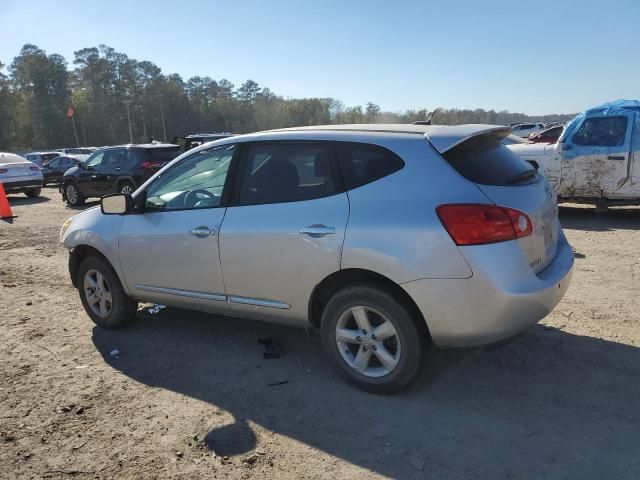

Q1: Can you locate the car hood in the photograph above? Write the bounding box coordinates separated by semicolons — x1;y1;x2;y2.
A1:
507;142;551;157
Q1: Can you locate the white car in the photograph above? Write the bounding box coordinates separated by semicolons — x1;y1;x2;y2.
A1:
0;152;44;197
511;123;545;138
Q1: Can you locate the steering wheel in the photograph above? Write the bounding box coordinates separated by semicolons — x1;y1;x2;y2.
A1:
184;189;216;208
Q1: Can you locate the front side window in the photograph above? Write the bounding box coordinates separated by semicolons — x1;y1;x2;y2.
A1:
572;116;628;147
84;151;105;168
337;142;405;190
145;144;235;211
238;143;338;206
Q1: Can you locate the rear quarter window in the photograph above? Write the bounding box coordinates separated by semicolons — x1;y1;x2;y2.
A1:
337;142;405;190
442;134;537;186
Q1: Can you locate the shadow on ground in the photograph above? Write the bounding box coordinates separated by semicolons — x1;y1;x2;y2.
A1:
93;309;640;479
560;205;640;231
6;194;51;205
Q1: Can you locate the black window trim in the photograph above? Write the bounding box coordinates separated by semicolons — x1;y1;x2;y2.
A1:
140;143;241;214
335;141;406;191
228;140;345;208
570;115;630;148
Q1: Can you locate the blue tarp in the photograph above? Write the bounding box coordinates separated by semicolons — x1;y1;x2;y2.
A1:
560;99;640;143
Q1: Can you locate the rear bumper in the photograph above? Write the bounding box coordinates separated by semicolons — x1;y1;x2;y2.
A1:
2;178;43;193
402;231;574;348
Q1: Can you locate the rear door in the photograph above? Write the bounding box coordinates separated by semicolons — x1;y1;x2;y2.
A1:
219;141;349;324
561;113;635;198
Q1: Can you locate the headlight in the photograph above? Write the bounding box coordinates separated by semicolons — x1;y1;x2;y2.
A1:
60;217;73;240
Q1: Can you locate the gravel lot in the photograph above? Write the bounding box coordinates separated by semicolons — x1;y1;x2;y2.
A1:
1;187;639;479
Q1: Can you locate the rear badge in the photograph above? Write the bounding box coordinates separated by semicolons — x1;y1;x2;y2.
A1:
529;257;542;269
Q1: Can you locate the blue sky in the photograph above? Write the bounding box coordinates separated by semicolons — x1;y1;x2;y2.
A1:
1;0;639;115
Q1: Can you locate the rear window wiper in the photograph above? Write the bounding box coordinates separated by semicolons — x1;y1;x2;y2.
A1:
507;168;537;185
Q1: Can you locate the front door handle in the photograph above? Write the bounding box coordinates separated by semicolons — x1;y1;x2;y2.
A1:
188;226;215;238
299;225;335;238
608;155;626;161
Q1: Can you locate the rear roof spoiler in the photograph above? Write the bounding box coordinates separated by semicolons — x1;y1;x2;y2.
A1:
425;124;511;154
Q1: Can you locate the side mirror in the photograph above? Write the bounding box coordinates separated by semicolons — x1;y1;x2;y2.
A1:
77;162;87;170
101;193;130;215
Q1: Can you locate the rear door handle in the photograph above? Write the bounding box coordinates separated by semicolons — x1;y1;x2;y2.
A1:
188;226;215;238
299;225;335;238
607;155;626;161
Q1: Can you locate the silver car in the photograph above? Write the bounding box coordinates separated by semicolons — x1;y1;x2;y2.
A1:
60;124;574;393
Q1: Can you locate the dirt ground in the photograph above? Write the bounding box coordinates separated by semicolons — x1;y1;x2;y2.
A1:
1;187;639;479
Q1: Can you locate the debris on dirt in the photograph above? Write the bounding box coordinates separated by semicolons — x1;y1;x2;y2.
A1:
175;451;184;458
1;432;16;443
25;301;32;306
242;453;259;467
258;337;281;359
267;380;289;387
147;304;166;315
76;406;85;415
55;404;75;413
109;349;120;357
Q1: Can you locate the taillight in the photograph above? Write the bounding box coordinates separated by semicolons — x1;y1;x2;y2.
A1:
436;204;532;246
141;161;161;169
0;168;7;174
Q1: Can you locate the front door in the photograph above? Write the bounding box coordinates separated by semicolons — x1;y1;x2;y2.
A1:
560;113;635;198
118;144;237;312
219;141;349;324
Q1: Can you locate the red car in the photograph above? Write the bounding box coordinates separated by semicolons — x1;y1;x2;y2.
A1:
528;125;563;144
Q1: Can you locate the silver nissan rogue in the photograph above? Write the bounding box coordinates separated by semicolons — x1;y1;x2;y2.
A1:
60;124;574;393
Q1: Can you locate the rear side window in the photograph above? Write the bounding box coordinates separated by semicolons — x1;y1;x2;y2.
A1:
238;142;338;206
572;116;628;147
443;134;537;186
130;147;181;164
337;142;405;190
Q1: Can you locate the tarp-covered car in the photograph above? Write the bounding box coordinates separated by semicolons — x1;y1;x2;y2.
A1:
507;100;640;206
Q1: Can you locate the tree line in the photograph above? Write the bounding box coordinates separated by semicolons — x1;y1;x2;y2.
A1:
0;44;577;151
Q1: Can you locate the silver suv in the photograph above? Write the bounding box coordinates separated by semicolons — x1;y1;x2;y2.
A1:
61;124;574;393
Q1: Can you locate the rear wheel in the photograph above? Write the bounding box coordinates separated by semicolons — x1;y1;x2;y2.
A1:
77;255;138;329
64;182;84;206
25;187;41;198
321;285;423;394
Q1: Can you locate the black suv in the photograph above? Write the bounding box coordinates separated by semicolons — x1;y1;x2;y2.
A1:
61;143;181;206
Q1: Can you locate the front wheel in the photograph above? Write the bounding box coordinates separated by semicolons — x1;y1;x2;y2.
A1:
77;255;138;329
25;187;41;198
119;181;135;195
64;182;84;206
321;285;424;394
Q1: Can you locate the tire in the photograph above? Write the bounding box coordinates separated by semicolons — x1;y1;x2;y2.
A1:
64;182;84;206
118;180;135;195
77;255;138;329
25;187;41;198
320;285;423;394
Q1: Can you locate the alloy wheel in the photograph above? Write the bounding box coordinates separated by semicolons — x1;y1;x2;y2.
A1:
83;269;113;318
66;184;78;204
335;306;401;378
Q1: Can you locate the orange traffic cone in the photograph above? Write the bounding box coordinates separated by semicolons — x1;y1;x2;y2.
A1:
0;182;16;221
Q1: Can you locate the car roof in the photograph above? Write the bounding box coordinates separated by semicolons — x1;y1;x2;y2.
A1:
194;123;510;155
266;123;510;153
0;152;29;163
185;133;234;139
103;142;180;150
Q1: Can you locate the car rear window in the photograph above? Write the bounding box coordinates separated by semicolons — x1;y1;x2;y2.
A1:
442;134;537;186
139;147;181;163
